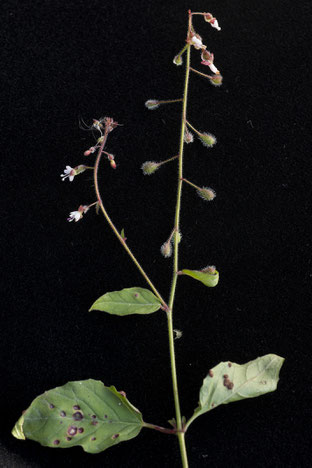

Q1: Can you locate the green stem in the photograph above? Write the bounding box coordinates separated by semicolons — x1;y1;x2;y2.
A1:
93;129;167;309
167;40;191;468
181;178;201;191
185;120;202;137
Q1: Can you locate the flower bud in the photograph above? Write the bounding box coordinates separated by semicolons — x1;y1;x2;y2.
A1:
173;54;183;66
141;161;160;175
160;241;172;258
84;150;91;156
198;132;217;148
145;100;160;110
110;160;116;169
209;74;223;87
196;187;216;201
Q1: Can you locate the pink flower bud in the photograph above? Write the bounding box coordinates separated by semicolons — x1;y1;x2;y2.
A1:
110;160;116;169
84;150;91;156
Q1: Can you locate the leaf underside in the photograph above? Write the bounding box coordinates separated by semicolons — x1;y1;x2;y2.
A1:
182;269;219;287
89;287;162;316
192;354;284;421
12;379;143;454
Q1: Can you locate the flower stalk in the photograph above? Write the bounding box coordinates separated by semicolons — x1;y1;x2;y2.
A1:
93;122;167;309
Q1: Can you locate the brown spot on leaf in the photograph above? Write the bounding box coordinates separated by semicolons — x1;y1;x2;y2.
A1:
112;434;120;439
67;426;78;436
208;370;214;377
60;411;66;417
73;412;83;421
66;437;72;441
223;374;229;379
73;405;80;410
228;362;232;367
49;404;55;409
53;440;60;445
91;437;96;441
78;427;84;433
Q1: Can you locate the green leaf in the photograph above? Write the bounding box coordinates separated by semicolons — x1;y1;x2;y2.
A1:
181;268;219;287
12;379;143;454
188;354;284;426
89;287;161;316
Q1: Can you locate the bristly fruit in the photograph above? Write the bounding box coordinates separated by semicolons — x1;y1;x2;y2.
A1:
209;74;223;87
160;241;172;258
196;187;216;201
141;161;160;175
173;54;183;66
198;132;217;148
145;100;160;110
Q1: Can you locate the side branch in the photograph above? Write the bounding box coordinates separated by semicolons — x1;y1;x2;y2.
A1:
93;126;167;309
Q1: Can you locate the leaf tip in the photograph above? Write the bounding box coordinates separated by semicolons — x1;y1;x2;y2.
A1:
12;415;26;440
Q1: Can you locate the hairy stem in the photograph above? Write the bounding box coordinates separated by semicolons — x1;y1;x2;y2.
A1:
93;129;167;309
167;33;192;467
190;66;213;80
158;98;183;104
185;120;202;137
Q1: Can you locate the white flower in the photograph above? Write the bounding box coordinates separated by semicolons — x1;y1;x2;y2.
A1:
67;210;82;222
204;14;221;31
67;205;89;222
61;166;76;182
210;18;221;31
190;35;203;49
209;63;219;74
201;50;220;74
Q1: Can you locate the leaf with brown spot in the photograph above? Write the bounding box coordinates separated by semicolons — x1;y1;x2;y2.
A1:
12;379;143;454
186;354;284;429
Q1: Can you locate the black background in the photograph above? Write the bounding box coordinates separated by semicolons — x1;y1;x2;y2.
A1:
1;0;311;467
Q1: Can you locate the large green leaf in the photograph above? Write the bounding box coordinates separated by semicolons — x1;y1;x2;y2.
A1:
12;379;143;454
181;268;219;287
89;287;161;316
188;354;284;427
